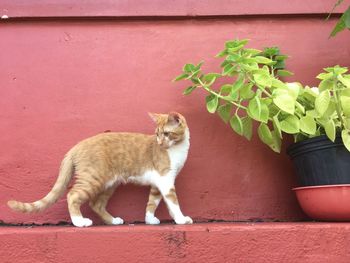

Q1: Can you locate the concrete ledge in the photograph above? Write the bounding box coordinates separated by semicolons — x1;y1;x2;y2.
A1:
1;222;350;262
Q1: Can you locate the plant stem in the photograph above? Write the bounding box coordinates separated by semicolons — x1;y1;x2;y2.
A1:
333;79;345;128
246;75;272;98
270;56;275;78
197;80;247;110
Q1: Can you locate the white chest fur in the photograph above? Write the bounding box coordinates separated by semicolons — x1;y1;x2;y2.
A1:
166;128;190;175
105;128;190;189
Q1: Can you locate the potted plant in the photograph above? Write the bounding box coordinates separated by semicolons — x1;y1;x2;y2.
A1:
173;39;350;221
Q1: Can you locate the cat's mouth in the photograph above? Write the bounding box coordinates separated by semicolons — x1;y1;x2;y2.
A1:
158;140;175;149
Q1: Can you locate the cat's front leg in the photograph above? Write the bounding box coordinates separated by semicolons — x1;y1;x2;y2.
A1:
145;187;162;225
156;181;193;225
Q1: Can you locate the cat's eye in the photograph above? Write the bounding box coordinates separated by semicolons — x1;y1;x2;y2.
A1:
163;132;169;136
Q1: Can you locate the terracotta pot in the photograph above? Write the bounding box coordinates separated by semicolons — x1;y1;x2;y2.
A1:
293;185;350;221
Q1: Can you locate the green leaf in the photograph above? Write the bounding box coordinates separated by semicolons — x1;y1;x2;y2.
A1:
220;84;232;95
345;118;350;130
222;64;235;75
330;13;346;37
228;44;245;53
183;86;196;95
302;86;318;102
299;115;316;135
255;96;261;116
247;97;269;123
319;79;335;91
306;110;319;118
345;6;350;27
187;69;201;79
270;130;282;153
230;114;244;136
338;74;350;88
272;88;295;114
244;48;262;56
277;70;294;77
173;73;189;82
237;39;249;46
183;64;195;72
217;104;232;123
221;60;229;68
261;97;272;106
253;73;272;87
275;55;288;61
341;129;350;152
224;41;236;48
274;60;286;70
262;47;280;57
229;74;244;99
226;54;240;62
241;116;253;140
194;61;204;71
285;82;301;99
271;79;287;89
241;58;256;64
225;39;248;49
258;124;281;153
280;115;300;134
215;50;227;58
294;133;308;143
295;101;305;114
322;101;336;118
316;72;333;80
254;56;275;65
341;87;350;97
203;73;221;85
248;96;260;119
273;115;282;138
206;94;219;113
258;123;273;145
326;66;347;75
315;90;330;116
240;83;255;100
325;119;336;142
340;95;350;116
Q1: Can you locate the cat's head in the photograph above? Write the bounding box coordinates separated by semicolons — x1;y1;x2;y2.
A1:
149;112;188;148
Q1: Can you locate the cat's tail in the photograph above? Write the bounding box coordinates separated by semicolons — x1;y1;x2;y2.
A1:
7;149;75;213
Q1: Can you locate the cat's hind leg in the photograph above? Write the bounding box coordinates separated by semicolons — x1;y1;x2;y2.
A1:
89;186;124;225
145;186;162;224
67;188;94;227
67;170;105;227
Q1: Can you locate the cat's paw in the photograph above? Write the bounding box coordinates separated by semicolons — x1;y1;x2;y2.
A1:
112;217;124;225
175;216;193;225
145;214;161;225
71;216;93;227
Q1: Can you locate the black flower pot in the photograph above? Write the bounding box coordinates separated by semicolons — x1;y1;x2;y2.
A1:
287;135;350;186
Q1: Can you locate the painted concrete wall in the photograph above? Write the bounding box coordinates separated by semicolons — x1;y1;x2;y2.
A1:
0;1;349;225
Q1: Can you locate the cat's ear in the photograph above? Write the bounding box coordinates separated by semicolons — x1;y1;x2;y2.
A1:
168;112;181;125
148;112;160;123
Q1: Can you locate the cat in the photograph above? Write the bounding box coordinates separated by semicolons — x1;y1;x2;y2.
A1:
7;112;193;227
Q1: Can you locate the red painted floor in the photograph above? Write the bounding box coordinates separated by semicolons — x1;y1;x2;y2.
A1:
1;222;350;262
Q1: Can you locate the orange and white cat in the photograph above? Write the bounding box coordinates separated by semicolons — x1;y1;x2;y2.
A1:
8;112;193;227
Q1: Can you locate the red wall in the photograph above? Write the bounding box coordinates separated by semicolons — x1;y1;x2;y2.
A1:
1;1;350;225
